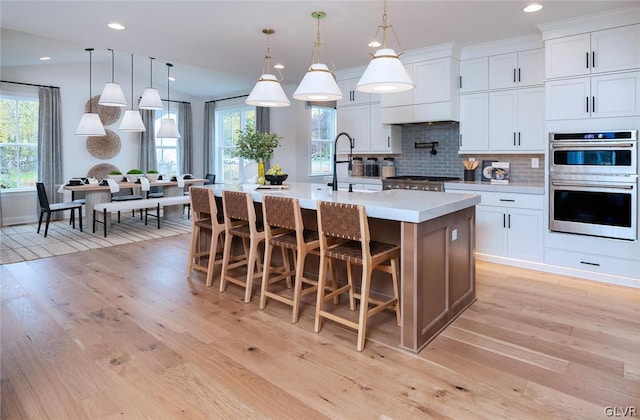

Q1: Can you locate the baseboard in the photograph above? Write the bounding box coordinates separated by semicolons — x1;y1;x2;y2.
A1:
476;253;640;289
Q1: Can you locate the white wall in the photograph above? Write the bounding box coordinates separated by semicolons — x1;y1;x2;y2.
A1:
1;62;206;224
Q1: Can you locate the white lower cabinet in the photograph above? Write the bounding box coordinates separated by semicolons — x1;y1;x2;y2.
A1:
448;189;543;262
477;206;543;261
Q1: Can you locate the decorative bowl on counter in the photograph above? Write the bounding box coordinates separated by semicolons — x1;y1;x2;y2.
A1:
265;174;288;185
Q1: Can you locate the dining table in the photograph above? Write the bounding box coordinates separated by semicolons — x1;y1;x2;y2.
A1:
63;178;206;228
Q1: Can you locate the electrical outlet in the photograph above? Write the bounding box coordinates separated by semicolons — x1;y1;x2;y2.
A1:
469;157;475;162
531;157;539;168
451;229;458;241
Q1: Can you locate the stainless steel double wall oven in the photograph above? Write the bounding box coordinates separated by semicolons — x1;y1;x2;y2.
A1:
549;130;638;241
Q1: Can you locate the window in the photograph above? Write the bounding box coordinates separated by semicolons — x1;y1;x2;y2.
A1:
0;91;39;189
310;105;336;176
154;108;179;176
215;105;255;183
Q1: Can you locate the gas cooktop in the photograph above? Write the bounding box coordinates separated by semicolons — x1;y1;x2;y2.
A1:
385;175;460;182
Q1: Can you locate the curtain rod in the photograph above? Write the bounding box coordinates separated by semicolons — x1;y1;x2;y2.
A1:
1;80;60;89
205;94;248;104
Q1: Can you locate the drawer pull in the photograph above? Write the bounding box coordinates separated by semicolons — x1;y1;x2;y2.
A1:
499;199;515;202
580;261;600;267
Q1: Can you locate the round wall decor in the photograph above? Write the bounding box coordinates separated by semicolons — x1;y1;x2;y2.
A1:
85;95;121;126
86;129;121;159
87;163;120;181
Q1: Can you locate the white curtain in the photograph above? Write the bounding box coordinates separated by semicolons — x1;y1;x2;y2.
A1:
139;109;157;172
37;87;63;211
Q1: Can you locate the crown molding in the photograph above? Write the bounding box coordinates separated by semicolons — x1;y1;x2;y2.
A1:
537;4;640;40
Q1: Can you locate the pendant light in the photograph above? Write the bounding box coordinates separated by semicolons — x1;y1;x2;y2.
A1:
356;0;414;93
156;63;180;139
293;11;343;102
75;48;106;137
139;57;164;110
119;53;146;132
99;48;128;107
246;28;290;107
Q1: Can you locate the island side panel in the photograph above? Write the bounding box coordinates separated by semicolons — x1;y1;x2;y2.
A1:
400;206;476;353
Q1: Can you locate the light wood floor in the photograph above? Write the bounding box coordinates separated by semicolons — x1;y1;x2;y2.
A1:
2;233;639;419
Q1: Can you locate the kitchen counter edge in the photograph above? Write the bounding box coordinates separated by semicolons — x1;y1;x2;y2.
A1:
445;180;545;195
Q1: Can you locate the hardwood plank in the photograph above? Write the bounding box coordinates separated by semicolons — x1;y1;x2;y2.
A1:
2;235;639;418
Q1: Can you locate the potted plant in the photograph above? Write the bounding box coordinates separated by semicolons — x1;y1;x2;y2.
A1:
108;170;124;182
145;169;160;182
234;127;281;181
126;168;144;183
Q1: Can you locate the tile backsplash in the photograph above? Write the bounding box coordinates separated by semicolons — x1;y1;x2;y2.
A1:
388;121;545;183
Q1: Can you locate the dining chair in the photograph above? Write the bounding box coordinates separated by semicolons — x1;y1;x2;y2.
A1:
36;182;83;238
314;201;401;352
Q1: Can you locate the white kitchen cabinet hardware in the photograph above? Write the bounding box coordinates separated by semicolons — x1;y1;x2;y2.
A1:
459;57;489;93
545;24;640;79
546;71;640;120
488;48;544;89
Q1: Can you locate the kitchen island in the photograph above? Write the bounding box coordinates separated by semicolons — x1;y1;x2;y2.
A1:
206;182;480;353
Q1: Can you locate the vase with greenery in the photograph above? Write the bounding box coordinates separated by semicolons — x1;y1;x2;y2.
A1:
234;127;281;180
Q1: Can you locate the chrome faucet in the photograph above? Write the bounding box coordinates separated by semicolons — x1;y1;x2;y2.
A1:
332;132;354;191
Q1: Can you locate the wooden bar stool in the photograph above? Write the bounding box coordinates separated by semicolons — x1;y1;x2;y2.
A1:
314;201;401;352
186;186;225;287
220;190;265;303
260;195;337;323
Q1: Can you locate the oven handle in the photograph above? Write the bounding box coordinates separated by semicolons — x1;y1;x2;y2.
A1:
551;142;635;149
551;181;635;190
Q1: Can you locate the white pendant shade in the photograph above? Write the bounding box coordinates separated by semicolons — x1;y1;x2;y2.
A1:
99;82;127;107
157;118;180;138
119;110;146;132
75;113;106;136
246;74;290;107
293;63;343;101
139;87;164;110
356;48;415;93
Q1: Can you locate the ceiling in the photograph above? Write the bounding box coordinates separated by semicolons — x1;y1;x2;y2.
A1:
1;1;637;100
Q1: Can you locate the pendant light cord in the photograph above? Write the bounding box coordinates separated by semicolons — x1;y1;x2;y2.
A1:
149;57;155;88
166;63;173;115
86;48;94;112
108;48;115;83
130;54;135;110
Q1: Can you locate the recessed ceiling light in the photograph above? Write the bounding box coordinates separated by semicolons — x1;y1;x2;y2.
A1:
523;4;543;13
39;56;51;61
107;22;125;30
273;64;284;70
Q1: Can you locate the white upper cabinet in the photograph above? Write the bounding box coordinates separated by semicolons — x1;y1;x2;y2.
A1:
459;57;488;93
336;78;372;107
459;93;489;152
336;103;401;154
545;24;640;79
546;71;640;120
488;49;544;89
489;87;545;152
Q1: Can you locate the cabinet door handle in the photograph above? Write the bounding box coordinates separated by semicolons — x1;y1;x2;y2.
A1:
513;132;516;146
592;96;595;113
580;260;600;267
513;68;516;83
508;214;511;229
518;68;521;82
586;96;589;113
518;132;521;146
592;51;595;69
499;199;515;202
503;214;506;228
586;52;589;69
387;136;390;148
459;75;462;89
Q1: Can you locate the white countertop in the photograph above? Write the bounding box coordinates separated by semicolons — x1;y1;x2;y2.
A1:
205;182;480;224
445;180;545;195
324;175;383;185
